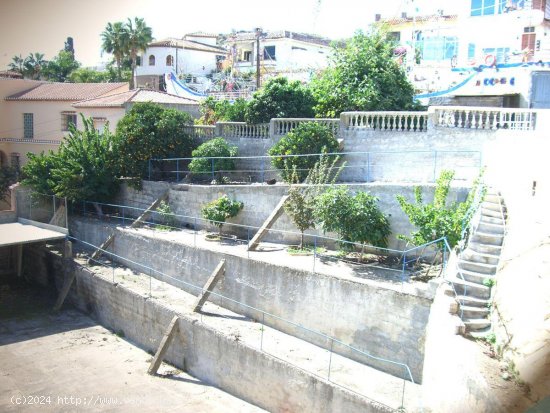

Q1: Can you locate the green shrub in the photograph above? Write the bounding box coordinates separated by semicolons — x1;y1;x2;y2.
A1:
201;195;243;235
155;200;177;230
197;96;247;125
396;170;485;248
268;122;339;182
188;138;238;179
314;186;391;259
0;166;17;204
245;77;315;124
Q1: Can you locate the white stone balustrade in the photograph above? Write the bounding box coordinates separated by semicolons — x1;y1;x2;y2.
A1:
270;118;340;137
340;111;428;132
216;122;270;139
431;106;537;131
182;125;215;139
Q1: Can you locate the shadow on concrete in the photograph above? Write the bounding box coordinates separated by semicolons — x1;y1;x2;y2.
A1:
0;275;97;346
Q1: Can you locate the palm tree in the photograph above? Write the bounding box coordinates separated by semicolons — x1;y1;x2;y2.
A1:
101;21;128;81
125;17;153;89
8;54;25;75
23;52;46;80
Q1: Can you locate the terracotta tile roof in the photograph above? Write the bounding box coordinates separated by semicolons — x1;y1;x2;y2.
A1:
148;38;226;54
5;82;128;101
72;88;199;108
0;70;23;79
185;32;218;38
231;30;332;47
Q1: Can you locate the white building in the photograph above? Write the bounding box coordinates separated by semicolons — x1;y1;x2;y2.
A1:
136;33;226;90
228;30;333;82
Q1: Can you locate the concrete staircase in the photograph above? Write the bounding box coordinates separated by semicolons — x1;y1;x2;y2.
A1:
451;190;506;335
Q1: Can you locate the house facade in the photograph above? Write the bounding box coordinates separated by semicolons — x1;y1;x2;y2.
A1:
228;30;332;82
0;80;128;168
135;33;226;90
378;1;550;96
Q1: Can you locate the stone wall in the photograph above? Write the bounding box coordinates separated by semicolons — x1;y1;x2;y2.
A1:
114;181;469;250
70;217;434;382
28;247;389;413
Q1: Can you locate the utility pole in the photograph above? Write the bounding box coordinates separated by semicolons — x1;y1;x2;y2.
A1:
255;27;262;89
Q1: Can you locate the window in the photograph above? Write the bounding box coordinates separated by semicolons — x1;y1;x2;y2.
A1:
263;45;276;61
166;55;174;66
62;112;77;131
136;56;141;66
92;117;107;133
149;55;156;66
388;32;401;42
482;47;510;63
471;0;506;16
420;36;458;61
468;43;476;60
23;113;33;139
10;153;20;172
243;51;252;62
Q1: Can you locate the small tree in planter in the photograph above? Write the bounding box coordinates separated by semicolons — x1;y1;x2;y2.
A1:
314;186;391;261
284;154;344;250
189;138;238;181
201;195;244;238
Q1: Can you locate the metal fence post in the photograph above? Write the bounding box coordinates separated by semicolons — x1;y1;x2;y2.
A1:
313;235;317;274
29;193;32;221
176;159;180;182
327;338;334;381
260;312;265;351
194;217;197;247
52;196;56;221
260;157;265;183
433;151;438;182
211;158;215;180
247;228;250;259
401;250;407;286
148;159;152;181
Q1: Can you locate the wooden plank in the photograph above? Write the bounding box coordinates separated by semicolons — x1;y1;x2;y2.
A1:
248;195;288;251
53;270;76;311
193;259;226;312
147;316;180;375
49;204;66;228
89;190;169;262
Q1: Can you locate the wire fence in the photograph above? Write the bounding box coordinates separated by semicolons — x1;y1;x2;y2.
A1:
16;190;68;228
72;200;447;286
148;150;482;184
69;234;422;411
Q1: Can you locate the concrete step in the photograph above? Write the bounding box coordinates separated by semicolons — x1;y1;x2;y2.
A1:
458;259;497;275
468;242;503;256
484;193;501;204
451;277;491;299
455;295;490;308
481;201;502;212
481;207;503;219
461;305;490;319
477;221;505;235
457;268;494;284
480;215;504;225
460;249;500;265
471;232;504;246
464;318;491;332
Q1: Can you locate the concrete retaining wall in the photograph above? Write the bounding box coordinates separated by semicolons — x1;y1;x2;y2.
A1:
114;181;469;250
0;210;16;224
31;247;392;413
70;217;433;382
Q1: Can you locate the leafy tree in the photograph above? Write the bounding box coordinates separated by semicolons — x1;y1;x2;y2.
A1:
125;17;153;89
245;77;315;124
396;170;485;248
197;96;247;125
284;154;344;249
115;102;194;184
201;195;243;236
0;167;17;204
188;138;237;177
314;186;391;259
268;122;339;182
101;21;128;81
43;50;80;82
8;55;25;75
310;29;418;118
22;116;120;203
68;68;110;83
